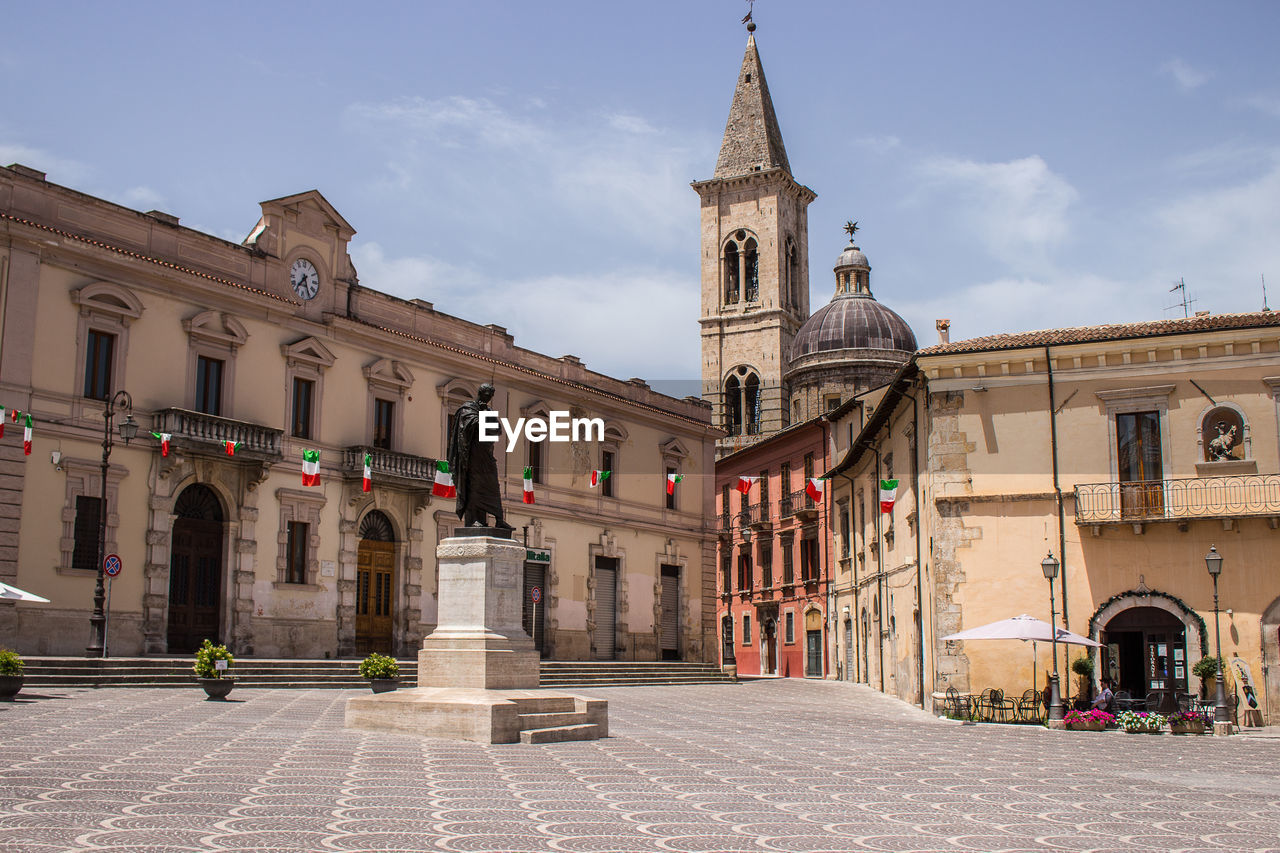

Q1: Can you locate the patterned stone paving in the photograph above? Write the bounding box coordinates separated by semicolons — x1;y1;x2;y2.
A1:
1;680;1278;852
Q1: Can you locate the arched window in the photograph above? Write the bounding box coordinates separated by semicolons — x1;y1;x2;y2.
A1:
723;241;740;304
724;375;742;436
744;373;761;435
743;238;759;302
788;240;801;310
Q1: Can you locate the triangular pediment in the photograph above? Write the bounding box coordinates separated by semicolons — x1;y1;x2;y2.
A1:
364;358;414;391
281;336;336;369
183;310;248;348
660;437;691;459
259;190;356;240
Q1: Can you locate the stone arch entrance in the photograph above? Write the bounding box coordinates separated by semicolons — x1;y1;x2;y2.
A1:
355;510;396;656
1089;591;1208;708
167;484;226;654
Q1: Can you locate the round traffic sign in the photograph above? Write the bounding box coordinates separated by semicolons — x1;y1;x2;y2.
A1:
531;586;541;603
104;553;123;577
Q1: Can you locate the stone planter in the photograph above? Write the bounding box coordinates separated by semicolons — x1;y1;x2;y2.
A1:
0;675;23;701
1170;722;1205;735
369;678;399;694
1066;720;1105;732
1122;726;1163;734
197;678;234;701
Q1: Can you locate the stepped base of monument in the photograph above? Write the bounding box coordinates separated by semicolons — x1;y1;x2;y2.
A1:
344;687;608;744
418;632;541;690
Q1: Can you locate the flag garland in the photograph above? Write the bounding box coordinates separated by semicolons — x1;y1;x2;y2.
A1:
666;473;683;495
735;475;758;494
432;460;456;498
151;431;171;457
806;477;825;502
224;440;241;456
301;449;320;487
590;470;611;488
522;467;535;504
22;414;33;456
879;478;899;513
362;453;373;493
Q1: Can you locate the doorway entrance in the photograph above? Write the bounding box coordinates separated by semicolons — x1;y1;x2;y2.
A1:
593;556;618;660
355;511;395;656
659;564;680;661
1103;605;1187;711
522;559;547;656
762;618;777;674
167;484;224;654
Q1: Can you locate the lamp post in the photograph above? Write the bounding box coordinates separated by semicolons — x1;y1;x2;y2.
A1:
86;390;137;658
1042;551;1064;723
1205;545;1229;726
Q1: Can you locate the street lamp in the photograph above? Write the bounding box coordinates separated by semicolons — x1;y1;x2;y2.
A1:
86;390;137;658
1042;551;1064;723
1205;545;1228;726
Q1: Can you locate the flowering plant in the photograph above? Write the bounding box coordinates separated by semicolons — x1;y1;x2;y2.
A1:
1116;710;1166;732
1167;710;1208;726
192;639;234;679
1063;708;1114;725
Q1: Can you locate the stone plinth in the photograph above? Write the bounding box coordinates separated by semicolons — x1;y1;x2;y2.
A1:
418;535;539;689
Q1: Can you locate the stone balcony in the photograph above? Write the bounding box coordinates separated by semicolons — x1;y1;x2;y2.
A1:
1074;473;1280;528
342;445;439;490
152;408;283;462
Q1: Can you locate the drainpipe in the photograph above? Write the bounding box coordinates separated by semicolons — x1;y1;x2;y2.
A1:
910;383;925;709
874;446;885;693
1045;345;1069;700
840;470;860;682
820;418;831;679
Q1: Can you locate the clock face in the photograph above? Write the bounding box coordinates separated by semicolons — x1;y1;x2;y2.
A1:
290;259;320;300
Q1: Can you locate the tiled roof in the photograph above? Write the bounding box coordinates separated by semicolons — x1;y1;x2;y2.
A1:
918;311;1280;357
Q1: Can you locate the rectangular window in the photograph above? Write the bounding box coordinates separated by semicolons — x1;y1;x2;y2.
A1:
601;450;615;498
721;484;731;528
743;613;752;645
737;550;751;591
291;377;314;439
195;355;224;415
840;506;851;558
785;611;795;644
373;398;394;449
666;465;677;510
782;536;794;585
286;521;308;584
71;495;102;570
759;540;772;588
1117;410;1164;517
759;469;769;509
803;453;815;504
528;439;543;485
780;462;791;497
800;537;819;581
721;549;731;595
83;330;115;401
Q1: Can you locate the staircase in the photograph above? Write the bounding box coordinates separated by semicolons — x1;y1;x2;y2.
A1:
20;657;736;690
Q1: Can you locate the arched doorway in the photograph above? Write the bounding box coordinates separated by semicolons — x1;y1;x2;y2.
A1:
167;484;225;654
355;511;396;655
1102;606;1188;711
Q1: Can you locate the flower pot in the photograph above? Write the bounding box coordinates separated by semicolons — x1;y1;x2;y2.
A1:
1123;726;1162;734
1170;722;1205;735
1067;720;1105;732
0;674;22;701
369;678;399;694
197;677;234;701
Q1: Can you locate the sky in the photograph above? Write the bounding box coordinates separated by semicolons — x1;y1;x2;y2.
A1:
4;1;1279;386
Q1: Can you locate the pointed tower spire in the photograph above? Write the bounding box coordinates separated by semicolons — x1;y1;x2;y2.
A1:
714;33;791;179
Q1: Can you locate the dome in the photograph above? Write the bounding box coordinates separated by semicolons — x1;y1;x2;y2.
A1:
834;244;869;270
790;294;916;360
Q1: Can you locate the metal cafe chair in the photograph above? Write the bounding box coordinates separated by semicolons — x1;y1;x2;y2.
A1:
1017;689;1042;723
945;686;972;720
1112;690;1135;712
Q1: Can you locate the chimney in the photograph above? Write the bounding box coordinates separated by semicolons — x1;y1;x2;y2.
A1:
936;319;951;344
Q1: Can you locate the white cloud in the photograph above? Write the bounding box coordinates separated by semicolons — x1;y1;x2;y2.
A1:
1160;58;1211;91
347;95;543;150
119;185;166;210
608;113;657;134
0;142;89;185
853;135;901;154
1239;93;1280;118
913;155;1078;270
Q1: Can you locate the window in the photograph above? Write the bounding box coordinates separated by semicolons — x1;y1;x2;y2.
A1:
737;549;751;591
780;462;791;497
286;521;308;584
529;439;543;485
840;504;851;558
723;241;740;304
803;453;815;504
194;356;224;415
743;238;759;302
601;449;615;498
721;548;731;594
373;398;395;450
721;484;731;527
743;613;752;645
759;540;772;588
800;537;819;582
724;375;742;435
666;465;677;510
744;374;761;435
83;330;115;401
884;453;894;481
71;496;102;570
291;377;314;439
1117;410;1163;517
758;469;769;509
825;395;842;412
781;535;794;585
785;611;795;644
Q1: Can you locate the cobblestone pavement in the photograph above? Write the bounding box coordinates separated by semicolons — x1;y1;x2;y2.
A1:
2;679;1278;852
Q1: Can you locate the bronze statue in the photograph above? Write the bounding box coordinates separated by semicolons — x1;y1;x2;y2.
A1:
1208;420;1238;461
447;383;512;531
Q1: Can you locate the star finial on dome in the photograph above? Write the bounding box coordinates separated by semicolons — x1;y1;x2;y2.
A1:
843;220;859;241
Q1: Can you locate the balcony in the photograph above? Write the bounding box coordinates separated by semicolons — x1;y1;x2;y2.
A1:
736;502;770;530
153;408;282;461
343;446;439;490
784;488;819;521
1074;474;1280;525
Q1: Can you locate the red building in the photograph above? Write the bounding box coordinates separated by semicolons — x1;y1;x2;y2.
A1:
717;417;832;677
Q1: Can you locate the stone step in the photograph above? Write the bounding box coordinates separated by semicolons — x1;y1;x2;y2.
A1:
508;696;578;714
519;723;599;744
517;710;591;729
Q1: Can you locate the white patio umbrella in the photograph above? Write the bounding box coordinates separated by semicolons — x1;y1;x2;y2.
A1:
942;614;1102;699
0;581;50;603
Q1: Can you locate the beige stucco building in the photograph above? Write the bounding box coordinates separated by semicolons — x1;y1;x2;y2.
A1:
828;312;1280;723
0;163;718;662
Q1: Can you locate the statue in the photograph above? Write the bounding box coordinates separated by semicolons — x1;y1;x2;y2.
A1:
1207;421;1238;461
447;383;513;532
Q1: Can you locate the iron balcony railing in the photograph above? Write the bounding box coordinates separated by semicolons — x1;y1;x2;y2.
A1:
1074;474;1280;524
343;446;439;486
736;502;769;528
783;488;818;518
153;408;283;459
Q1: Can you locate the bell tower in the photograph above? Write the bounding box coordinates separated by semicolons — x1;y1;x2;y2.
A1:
692;27;815;455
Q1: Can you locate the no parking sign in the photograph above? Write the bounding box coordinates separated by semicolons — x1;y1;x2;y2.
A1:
104;554;122;577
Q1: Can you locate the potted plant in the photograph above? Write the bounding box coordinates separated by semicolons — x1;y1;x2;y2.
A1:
1116;709;1166;733
1168;709;1208;735
359;653;400;693
1192;656;1219;698
0;648;24;701
1071;654;1096;704
1062;708;1113;731
192;639;235;700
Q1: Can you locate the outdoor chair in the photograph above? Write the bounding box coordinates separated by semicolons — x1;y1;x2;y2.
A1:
1017;689;1042;723
945;686;971;720
975;688;997;722
981;688;1014;723
1112;690;1134;712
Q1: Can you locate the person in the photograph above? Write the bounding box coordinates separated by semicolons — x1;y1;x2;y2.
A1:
1091;677;1114;713
447;383;512;531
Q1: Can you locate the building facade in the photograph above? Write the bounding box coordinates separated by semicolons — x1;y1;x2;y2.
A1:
0;163;719;662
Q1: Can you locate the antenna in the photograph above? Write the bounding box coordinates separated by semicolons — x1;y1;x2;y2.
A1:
1263;274;1270;312
1165;278;1197;318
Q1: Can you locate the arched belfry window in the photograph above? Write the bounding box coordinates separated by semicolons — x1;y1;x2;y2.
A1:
743;238;759;302
724;375;742;436
723;241;740;305
744;373;761;435
787;239;800;310
723;366;761;437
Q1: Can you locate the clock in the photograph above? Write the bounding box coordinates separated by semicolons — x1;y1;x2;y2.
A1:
290;258;320;301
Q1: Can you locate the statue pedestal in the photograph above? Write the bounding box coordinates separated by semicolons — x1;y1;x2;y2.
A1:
346;535;607;744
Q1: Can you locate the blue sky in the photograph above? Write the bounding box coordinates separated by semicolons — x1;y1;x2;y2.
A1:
4;2;1279;383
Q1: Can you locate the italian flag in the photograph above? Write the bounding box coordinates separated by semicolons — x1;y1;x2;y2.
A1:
362;453;373;493
301;449;320;487
666;473;683;495
151;432;172;457
0;405;5;438
806;477;825;502
9;407;17;422
735;475;758;494
522;466;535;504
224;440;241;456
879;479;899;513
590;470;610;488
22;414;33;456
432;460;456;498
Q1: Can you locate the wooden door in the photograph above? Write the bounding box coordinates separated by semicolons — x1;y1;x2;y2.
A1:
167;518;222;654
356;540;395;655
1117;411;1164;517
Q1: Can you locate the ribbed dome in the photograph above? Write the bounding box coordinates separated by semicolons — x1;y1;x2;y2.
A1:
834;244;869;270
791;295;917;359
